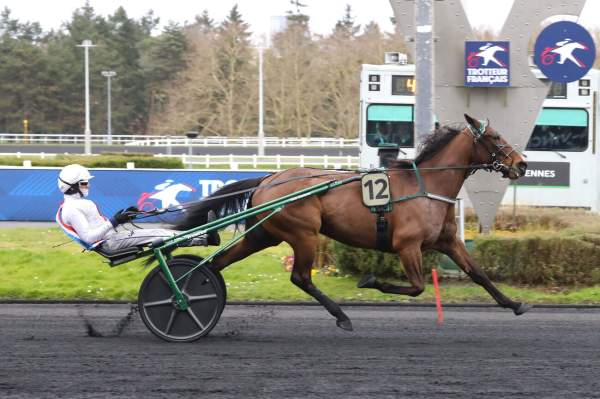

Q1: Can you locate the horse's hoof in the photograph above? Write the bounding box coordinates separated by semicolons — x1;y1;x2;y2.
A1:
357;274;376;289
513;302;533;316
336;318;353;331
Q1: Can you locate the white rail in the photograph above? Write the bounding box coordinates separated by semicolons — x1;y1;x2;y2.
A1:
159;154;359;170
0;134;146;146
0;152;59;158
0;133;359;148
0;152;359;170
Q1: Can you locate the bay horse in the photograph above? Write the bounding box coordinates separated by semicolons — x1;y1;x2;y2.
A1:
175;114;530;331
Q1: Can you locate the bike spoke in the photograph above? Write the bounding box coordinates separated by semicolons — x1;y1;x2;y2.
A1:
186;308;206;330
180;272;194;294
164;309;177;334
143;298;172;308
187;294;217;303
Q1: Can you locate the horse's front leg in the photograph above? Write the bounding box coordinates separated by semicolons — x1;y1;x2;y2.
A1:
438;238;532;315
358;244;425;297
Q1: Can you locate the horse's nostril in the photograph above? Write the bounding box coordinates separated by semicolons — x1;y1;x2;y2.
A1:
517;161;527;175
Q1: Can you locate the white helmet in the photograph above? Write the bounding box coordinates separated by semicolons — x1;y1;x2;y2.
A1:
58;164;94;195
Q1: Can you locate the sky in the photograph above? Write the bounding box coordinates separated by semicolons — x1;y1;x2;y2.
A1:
1;0;599;41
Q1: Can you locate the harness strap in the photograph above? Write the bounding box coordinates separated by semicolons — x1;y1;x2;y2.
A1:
391;162;457;205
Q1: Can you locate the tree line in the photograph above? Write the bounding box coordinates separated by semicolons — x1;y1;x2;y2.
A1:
0;2;405;138
0;3;188;136
1;2;598;138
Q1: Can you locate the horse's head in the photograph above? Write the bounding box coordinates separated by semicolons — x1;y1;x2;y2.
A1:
464;114;527;180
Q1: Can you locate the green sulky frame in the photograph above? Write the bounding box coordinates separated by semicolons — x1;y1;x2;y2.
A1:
147;175;363;311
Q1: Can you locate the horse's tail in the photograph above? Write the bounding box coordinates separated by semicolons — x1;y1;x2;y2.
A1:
173;175;269;231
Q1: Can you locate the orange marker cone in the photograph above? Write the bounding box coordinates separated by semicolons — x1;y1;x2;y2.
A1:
431;268;444;325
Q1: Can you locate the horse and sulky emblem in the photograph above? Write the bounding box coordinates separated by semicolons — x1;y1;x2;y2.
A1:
540;38;588;68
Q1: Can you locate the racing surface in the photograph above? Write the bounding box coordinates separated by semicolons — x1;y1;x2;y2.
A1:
1;303;600;398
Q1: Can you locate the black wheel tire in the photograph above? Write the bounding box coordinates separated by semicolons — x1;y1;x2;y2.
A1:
138;257;225;342
173;254;227;301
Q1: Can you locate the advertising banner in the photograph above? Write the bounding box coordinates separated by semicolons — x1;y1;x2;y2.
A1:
0;168;269;221
509;161;570;187
465;41;510;87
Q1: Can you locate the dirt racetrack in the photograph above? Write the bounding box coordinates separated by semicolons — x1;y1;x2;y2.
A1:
1;303;600;398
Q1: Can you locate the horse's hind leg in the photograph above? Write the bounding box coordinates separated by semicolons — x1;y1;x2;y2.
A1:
358;244;425;297
440;238;531;315
289;236;353;331
210;235;281;272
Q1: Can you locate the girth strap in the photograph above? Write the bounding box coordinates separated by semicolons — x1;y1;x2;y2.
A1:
375;211;390;251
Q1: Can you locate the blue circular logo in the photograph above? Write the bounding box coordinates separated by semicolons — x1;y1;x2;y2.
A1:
534;21;596;83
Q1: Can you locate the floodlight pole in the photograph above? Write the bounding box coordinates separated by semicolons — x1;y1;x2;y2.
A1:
414;0;435;145
258;46;265;156
101;71;117;145
78;40;96;155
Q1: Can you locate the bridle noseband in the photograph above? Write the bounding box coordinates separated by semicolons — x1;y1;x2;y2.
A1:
465;119;517;175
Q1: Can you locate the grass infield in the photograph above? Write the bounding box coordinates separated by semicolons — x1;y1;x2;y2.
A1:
2;227;600;304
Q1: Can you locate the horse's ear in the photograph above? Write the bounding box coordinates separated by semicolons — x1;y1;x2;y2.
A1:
464;113;480;129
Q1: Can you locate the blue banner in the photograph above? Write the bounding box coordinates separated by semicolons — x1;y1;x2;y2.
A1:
465;41;510;87
0;167;270;221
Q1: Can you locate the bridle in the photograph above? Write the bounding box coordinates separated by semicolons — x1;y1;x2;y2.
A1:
464;119;518;176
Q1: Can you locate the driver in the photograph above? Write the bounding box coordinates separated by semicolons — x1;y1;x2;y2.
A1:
55;164;219;252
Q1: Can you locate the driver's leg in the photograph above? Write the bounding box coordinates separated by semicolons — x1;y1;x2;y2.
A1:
100;229;177;252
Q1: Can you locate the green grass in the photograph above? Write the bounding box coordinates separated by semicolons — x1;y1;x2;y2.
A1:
2;227;600;303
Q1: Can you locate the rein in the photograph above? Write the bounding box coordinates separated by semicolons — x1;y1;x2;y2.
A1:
132;124;509;222
132;161;493;222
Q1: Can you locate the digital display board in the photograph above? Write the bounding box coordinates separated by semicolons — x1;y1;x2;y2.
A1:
391;75;416;95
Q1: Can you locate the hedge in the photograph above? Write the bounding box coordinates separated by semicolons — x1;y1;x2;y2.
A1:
330;240;441;279
330;234;600;286
471;234;600;285
0;154;183;169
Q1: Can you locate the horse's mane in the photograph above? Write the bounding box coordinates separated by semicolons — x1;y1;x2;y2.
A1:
387;124;465;169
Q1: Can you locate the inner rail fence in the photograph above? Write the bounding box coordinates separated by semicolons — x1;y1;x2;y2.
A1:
0;133;359;148
0;152;360;170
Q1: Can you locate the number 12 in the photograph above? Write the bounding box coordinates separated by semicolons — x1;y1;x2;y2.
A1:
364;178;389;200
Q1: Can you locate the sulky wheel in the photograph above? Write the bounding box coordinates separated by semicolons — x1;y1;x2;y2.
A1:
173;254;227;302
138;257;225;342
